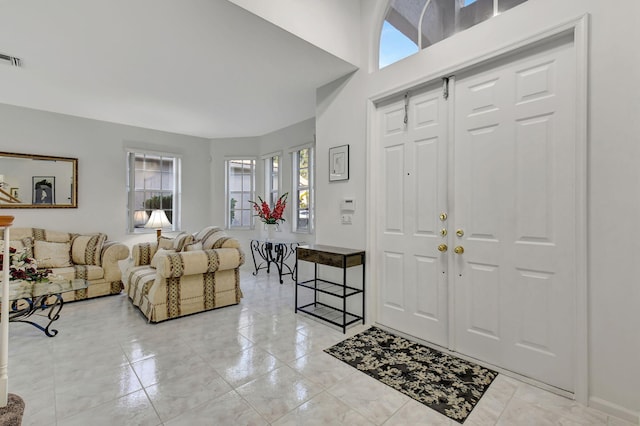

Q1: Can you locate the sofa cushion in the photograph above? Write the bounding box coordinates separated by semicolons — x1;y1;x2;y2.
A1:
195;226;240;250
172;232;193;251
34;240;72;268
1;228;71;243
50;265;105;281
32;228;74;243
154;248;243;278
0;237;34;258
183;241;203;252
194;226;222;244
71;233;107;266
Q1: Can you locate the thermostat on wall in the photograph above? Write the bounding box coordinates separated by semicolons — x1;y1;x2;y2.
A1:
341;198;356;211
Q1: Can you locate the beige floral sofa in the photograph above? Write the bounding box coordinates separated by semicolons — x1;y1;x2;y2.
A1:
0;227;130;301
124;226;245;322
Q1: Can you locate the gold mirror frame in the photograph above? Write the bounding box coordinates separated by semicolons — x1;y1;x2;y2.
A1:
0;152;78;209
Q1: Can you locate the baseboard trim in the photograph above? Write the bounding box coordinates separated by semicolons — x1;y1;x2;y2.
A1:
589;397;639;425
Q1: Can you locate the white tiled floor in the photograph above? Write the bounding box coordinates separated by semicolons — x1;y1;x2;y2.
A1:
7;271;635;425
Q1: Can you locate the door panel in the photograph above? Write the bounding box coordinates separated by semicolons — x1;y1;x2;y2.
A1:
378;86;449;347
515;114;555;242
453;35;576;391
415;255;440;320
467;262;501;340
384;144;404;233
415;138;439;234
382;251;404;310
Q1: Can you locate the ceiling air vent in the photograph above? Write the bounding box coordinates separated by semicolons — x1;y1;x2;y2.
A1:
0;53;21;67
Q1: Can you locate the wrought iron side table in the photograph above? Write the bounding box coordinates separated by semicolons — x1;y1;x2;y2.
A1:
250;239;301;284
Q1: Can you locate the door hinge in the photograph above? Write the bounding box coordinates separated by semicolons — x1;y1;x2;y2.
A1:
403;91;410;125
442;77;449;100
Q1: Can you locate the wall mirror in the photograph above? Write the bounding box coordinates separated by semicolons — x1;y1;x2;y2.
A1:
0;152;78;208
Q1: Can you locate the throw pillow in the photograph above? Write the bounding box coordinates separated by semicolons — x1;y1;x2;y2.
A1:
183;241;203;252
34;240;72;268
172;232;194;251
71;234;107;266
0;237;34;259
158;237;174;250
196;227;228;250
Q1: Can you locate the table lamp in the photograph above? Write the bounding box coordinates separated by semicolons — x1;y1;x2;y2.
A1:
133;210;149;228
144;209;171;242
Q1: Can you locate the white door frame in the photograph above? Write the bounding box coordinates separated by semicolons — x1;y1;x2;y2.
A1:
366;14;589;403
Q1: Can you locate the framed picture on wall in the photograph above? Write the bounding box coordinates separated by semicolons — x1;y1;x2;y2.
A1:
329;144;349;182
32;176;55;204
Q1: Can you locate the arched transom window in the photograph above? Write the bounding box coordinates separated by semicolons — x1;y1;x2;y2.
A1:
379;0;528;68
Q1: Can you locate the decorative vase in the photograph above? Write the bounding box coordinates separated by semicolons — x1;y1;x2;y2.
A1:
263;222;279;240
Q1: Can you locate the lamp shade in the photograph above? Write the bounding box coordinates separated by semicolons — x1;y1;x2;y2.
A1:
144;209;171;229
133;210;149;227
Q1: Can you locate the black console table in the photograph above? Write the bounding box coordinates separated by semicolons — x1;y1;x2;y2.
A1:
250;239;300;284
295;244;365;333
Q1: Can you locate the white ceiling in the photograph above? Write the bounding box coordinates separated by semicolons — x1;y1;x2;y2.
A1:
0;0;357;139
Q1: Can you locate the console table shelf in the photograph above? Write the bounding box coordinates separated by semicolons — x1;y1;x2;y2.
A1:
296;279;363;298
295;244;365;333
296;302;362;329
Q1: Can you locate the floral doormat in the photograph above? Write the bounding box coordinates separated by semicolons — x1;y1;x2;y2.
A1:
324;326;497;423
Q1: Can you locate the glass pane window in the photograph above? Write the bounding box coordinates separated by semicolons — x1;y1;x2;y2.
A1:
420;0;457;49
265;155;280;206
379;20;419;69
227;159;255;228
380;0;529;68
453;0;493;35
127;151;179;232
293;148;313;232
498;0;527;12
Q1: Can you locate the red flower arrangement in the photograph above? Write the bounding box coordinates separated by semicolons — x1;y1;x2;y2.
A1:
249;193;288;225
0;247;52;282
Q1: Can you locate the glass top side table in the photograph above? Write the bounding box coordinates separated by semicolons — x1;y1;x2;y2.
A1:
2;278;88;337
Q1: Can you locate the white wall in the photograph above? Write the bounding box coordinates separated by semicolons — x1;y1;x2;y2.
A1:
210;118;316;270
316;73;366;250
0;103;212;248
313;0;640;421
313;0;379;251
228;0;362;65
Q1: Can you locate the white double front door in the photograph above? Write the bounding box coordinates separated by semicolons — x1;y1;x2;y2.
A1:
376;34;577;392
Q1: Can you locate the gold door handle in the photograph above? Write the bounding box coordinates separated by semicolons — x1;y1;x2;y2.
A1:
456;229;464;237
438;244;448;252
454;246;464;254
440;228;448;237
439;213;448;221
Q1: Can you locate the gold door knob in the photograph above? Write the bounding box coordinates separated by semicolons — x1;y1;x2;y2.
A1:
456;229;464;237
439;213;448;221
440;228;448;237
438;244;448;252
454;246;464;254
